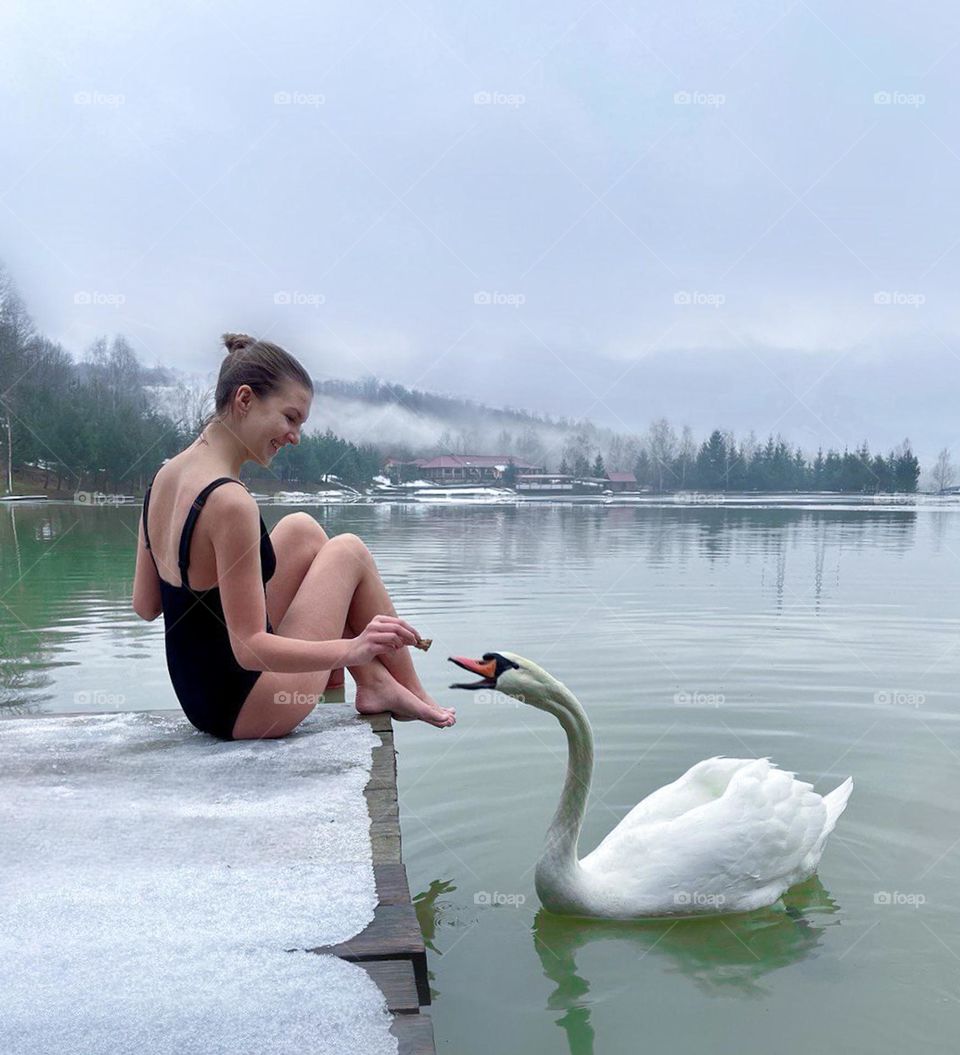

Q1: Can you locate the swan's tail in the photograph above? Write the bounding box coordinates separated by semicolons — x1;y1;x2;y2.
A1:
822;776;853;837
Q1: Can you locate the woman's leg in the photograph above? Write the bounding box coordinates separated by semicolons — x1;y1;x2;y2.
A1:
323;536;452;720
266;513;431;698
233;532;454;739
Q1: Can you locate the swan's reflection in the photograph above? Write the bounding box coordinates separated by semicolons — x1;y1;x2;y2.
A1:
413;878;458;1001
533;877;842;1055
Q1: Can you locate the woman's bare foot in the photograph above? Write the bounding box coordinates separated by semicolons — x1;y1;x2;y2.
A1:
355;679;456;728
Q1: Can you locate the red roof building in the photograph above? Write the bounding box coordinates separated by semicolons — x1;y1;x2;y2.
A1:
386;454;545;483
605;471;638;491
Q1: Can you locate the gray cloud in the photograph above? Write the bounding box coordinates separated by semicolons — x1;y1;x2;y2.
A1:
2;0;958;460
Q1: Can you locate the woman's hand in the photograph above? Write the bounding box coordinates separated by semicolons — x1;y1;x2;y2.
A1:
343;614;420;666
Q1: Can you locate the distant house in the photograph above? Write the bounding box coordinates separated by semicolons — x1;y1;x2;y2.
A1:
515;473;575;494
385;454;545;484
605;471;638;492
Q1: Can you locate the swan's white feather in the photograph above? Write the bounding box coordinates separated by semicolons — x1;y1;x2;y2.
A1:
578;757;848;916
486;653;853;919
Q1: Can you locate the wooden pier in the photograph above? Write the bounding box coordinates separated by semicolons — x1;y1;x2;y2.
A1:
313;711;436;1053
12;707;436;1052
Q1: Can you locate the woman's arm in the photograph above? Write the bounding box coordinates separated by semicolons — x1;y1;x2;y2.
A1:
132;512;162;621
211;489;352;673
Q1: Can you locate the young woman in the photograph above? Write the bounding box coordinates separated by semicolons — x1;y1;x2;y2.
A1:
131;332;456;740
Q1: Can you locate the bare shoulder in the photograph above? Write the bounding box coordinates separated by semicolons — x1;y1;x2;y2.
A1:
204;480;260;531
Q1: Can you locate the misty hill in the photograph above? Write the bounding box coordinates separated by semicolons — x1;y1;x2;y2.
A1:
309;377;584;462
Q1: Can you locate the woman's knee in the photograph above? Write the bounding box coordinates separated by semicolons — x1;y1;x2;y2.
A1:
328;532;374;564
277;512;329;552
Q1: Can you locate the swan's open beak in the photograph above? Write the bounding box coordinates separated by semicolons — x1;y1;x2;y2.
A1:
448;655;498;690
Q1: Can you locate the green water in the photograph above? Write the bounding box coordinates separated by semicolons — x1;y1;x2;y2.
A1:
2;499;959;1053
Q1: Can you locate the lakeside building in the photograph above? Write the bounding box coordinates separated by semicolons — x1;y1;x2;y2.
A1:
605;471;638;492
384;454;545;484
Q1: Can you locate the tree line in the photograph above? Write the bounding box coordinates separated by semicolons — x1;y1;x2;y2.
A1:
553;421;920;493
630;429;920;493
0;267;380;493
0;264;926;495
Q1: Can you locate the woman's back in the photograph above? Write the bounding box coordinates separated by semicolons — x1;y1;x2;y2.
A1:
144;452;241;591
142;452;277;740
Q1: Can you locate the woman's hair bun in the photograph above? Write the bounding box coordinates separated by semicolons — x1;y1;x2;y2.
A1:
221;332;256;356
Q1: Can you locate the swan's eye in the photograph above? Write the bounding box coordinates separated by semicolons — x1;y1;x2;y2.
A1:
483;652;520;675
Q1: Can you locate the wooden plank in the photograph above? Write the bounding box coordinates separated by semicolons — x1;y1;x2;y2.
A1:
365;784;398;819
360;712;393;734
313;904;423;960
374;864;412;906
370;818;400;846
357;959;420;1014
390;1013;436;1055
366;740;397;792
370;828;401;863
312;903;429;1006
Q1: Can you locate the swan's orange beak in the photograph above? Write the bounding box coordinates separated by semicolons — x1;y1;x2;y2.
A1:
448;655;498;690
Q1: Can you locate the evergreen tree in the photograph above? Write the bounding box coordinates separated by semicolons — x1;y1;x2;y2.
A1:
893;440;920;492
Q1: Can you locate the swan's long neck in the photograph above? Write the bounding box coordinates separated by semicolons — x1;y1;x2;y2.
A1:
535;678;594;893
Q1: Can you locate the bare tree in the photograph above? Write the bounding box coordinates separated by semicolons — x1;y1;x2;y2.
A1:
173;381;212;437
495;427;514;454
678;425;697;487
933;448;955;492
516;425;546;467
606;434;625;472
646;417;677;492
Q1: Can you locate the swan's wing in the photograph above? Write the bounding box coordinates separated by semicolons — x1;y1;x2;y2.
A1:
582;759;831;911
610;756;760;827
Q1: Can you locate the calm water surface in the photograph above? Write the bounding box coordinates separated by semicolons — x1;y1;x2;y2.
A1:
2;499;959;1054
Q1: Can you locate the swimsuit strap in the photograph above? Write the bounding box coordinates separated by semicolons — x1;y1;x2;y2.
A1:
142;484;153;551
177;477;246;591
142;482;161;579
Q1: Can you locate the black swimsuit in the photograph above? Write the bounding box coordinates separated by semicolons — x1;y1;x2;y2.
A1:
142;476;277;741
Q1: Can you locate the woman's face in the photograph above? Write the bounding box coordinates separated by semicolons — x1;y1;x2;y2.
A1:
237;381;312;466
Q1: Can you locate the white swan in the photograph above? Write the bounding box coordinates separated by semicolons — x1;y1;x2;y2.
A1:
450;651;853;919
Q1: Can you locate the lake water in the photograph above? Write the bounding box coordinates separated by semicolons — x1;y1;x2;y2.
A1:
2;498;959;1053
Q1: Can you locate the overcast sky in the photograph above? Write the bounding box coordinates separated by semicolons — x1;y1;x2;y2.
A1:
2;1;959;460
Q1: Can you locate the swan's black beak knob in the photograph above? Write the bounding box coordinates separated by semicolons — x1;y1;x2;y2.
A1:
448;653;518;690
